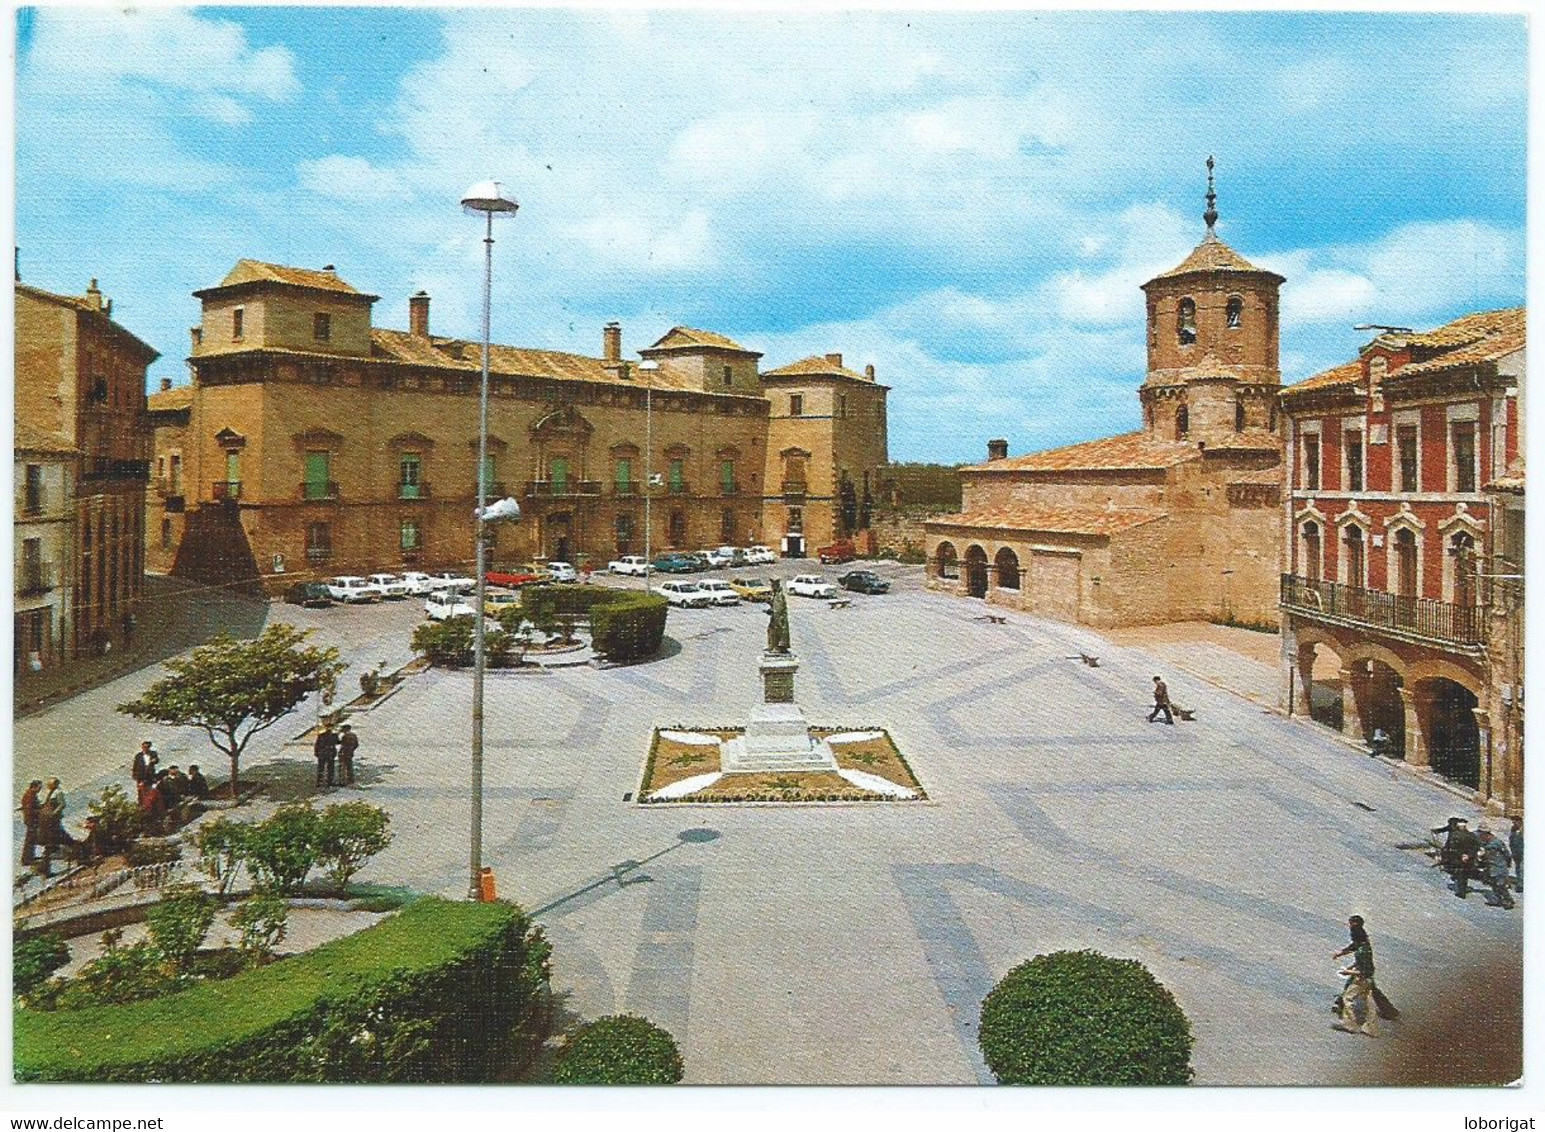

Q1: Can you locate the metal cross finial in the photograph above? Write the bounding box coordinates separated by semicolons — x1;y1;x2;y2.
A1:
1204;155;1218;233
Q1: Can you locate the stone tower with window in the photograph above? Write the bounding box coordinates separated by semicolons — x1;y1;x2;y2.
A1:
1139;157;1284;447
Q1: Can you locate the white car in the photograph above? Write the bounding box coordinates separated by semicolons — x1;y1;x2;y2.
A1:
609;555;650;577
427;571;475;593
545;561;579;584
326;576;380;604
366;573;411;600
746;545;777;565
399;571;438;596
701;548;732;568
694;579;741;606
788;574;837;599
717;546;748;567
425;590;477;621
654;580;713;608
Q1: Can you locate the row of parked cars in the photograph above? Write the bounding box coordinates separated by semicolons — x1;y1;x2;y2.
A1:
609;545;778;576
653;569;890;608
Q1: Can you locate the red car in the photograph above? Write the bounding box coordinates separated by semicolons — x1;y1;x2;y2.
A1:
817;540;856;565
485;563;545;588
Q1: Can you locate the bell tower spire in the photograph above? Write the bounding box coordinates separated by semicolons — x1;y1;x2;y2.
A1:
1203;155;1218;234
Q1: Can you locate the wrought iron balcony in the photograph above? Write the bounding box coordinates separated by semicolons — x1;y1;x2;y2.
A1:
781;480;807;500
212;480;241;503
300;480;341;502
613;481;640;496
306;546;332;564
1279;573;1485;649
525;480;602;498
398;481;431;501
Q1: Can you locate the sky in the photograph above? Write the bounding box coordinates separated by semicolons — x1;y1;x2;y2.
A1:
14;7;1527;463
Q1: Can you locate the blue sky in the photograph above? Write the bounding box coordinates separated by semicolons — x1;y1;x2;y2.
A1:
15;7;1526;463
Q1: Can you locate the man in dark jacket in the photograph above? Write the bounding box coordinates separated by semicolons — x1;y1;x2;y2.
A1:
1509;815;1523;894
1148;676;1174;725
186;765;211;800
314;724;339;787
18;780;42;866
1446;819;1481;899
338;724;359;787
131;741;158;787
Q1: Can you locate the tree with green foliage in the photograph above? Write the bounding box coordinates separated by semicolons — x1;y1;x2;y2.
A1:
553;1014;684;1084
86;784;142;854
231;891;289;968
193;815;248;894
242;803;323;895
145;884;218;973
410;616;513;668
117;624;345;797
978;950;1194;1085
14;935;70;1000
316;802;393;893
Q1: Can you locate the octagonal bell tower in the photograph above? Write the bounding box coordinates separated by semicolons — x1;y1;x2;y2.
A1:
1139;158;1285;444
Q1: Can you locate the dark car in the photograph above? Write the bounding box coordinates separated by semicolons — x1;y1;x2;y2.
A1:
837;570;890;595
651;553;697;574
679;552;712;572
284;582;335;608
818;540;857;565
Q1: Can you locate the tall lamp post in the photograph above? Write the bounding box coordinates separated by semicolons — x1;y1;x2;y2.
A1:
639;359;659;590
461;180;519;901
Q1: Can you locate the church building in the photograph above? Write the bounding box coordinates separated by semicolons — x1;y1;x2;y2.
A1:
924;163;1284;627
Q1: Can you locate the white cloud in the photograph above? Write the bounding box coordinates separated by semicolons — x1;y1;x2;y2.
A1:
298;156;414;204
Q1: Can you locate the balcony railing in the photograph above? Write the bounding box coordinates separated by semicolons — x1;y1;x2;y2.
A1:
667;481;689;496
82;459;151;483
1280;574;1485;648
525;480;602;498
301;480;341;502
613;481;639;496
212;481;241;503
306;546;332;564
781;480;807;500
398;481;431;501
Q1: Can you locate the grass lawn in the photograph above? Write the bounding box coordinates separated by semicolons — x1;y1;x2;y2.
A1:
641;726;925;803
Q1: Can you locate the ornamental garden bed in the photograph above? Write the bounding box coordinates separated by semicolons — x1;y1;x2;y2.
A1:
639;727;926;804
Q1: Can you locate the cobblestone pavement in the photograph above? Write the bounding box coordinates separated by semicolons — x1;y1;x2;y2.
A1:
13;561;1520;1084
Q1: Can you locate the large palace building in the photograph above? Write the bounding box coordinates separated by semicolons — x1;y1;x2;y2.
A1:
153;261;889;587
923;170;1284;627
1278;307;1524;808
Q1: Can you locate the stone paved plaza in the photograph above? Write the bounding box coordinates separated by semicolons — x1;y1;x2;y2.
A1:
14;564;1522;1085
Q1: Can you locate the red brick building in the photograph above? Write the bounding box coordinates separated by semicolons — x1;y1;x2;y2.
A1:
1278;307;1524;808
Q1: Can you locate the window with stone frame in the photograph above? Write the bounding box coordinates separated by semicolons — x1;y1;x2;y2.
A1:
1451;421;1477;493
1344;429;1364;493
790;393;804;417
306;521;332;562
232;307;244;340
1396;425;1419;493
721;509;736;544
400;518;421;552
1302;522;1322;583
1303;434;1321;491
1341;524;1366;588
24;465;43;515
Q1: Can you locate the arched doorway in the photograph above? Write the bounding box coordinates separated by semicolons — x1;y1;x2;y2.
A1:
1298;638;1346;732
995;547;1020;590
1363;660;1406;756
1394;528;1418;596
547;511;573;563
934;541;958;581
964;545;989;598
1425;679;1480;789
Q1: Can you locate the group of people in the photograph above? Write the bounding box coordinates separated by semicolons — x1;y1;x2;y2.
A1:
1433;814;1522;909
313;722;361;788
18;778;70;873
131;741;211;836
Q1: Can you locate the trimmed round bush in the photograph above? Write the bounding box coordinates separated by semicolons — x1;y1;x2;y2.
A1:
553;1014;683;1084
588;592;668;662
978;950;1193;1085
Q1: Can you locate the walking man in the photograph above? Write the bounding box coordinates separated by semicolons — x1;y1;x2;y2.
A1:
131;740;158;787
1148;675;1175;725
1477;825;1516;909
18;780;42;866
1446;818;1480;899
338;724;359;787
314;723;339;788
1332;916;1384;1036
1509;815;1523;894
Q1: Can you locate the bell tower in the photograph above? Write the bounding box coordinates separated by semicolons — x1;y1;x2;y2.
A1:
1139;158;1286;443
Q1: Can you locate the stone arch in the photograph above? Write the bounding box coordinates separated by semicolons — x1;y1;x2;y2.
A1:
963;544;989;599
1411;675;1482;790
933;540;958;580
994;546;1021;591
1292;628;1353;733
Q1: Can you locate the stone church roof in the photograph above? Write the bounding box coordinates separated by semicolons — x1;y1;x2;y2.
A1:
931;503;1168;538
215;259;370;296
966;431;1200;474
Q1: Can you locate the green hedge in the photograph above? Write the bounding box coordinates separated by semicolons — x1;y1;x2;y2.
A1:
521;584;615;621
589;592;668;662
553;1014;683;1084
978;950;1193;1085
15;897;551;1083
411;617;514;668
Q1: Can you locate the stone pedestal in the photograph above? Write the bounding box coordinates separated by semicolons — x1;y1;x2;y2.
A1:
761;652;798;704
718;650;838;774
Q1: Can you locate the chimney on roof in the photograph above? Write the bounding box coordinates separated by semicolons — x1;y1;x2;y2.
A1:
987;438;1009;462
160;377;172;392
322;264;336;274
825;353;842;369
190;327;203;351
864;364;875;380
85;278;102;311
603;322;622;363
409;291;431;338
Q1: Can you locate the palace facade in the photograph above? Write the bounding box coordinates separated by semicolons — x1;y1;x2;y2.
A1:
155;261;889;587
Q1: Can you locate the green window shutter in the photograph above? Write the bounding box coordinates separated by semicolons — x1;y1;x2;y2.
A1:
550;457;569;491
720;460;734;491
616;458;631;485
669;460;684;487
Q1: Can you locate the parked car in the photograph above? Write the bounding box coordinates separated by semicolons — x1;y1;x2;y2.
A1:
483;588;522;617
701;548;732;568
284;581;334;608
425;590;477;621
837;569;890;595
651;553;697;575
545;561;579;584
676;552;711;572
485;563;543;588
728;576;774;602
745;545;777;565
609;555;650;576
817;540;857;565
714;546;748;568
694;579;741;606
399;571;438;595
427;571;476;593
366;573;411;600
654;580;713;608
326;576;380;604
788;574;837;599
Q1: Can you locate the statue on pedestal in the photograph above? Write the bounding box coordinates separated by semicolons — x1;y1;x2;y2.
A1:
766;578;791;655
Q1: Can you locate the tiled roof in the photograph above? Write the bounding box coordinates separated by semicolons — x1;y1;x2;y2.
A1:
148;384;195;411
646;326;759;354
929;503;1167;538
763;355;870;380
1400;306;1524;350
1392;308;1525;377
14;421;78;455
1147;232;1281;283
16;284;160;359
16;283;93;313
1283;360;1362;397
217;259;366;295
968;431;1199;473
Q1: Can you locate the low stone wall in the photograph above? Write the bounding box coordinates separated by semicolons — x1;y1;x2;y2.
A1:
869;506;952;558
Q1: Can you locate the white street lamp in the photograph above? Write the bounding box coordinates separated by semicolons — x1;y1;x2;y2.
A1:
639;359;659;590
461;179;519;902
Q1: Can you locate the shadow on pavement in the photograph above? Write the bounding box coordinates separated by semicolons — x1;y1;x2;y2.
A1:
242;756;400;803
532;827;720;918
